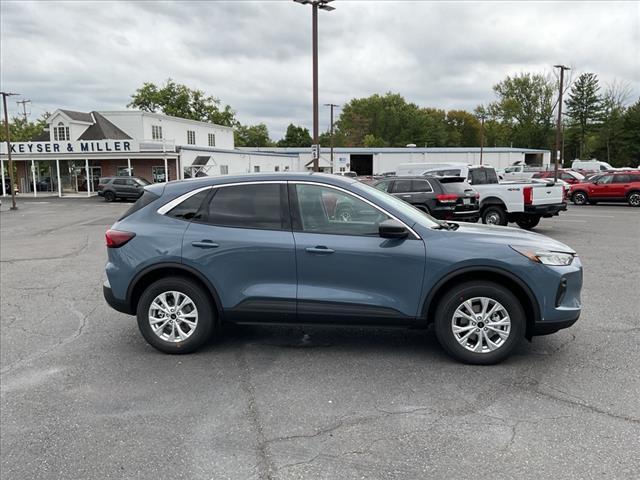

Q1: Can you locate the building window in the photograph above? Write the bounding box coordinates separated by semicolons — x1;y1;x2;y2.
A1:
117;166;133;176
152;166;167;183
253;166;260;173
152;125;163;140
220;165;229;175
284;166;290;171
274;166;280;172
187;130;196;145
208;133;216;147
54;122;70;141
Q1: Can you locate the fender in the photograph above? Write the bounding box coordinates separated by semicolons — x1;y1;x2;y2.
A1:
127;262;223;318
419;265;541;324
480;196;506;209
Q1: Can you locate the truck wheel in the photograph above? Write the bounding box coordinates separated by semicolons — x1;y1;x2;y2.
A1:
628;192;640;207
572;191;588;205
516;216;540;230
482;206;507;226
104;191;116;202
137;277;215;354
434;281;525;364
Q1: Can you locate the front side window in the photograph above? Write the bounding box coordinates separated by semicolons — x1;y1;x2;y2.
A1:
187;130;196;145
207;183;285;230
294;184;389;236
597;175;614;184
208;133;216;147
152;125;163;140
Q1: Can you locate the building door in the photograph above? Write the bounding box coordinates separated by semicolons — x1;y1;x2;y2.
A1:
350;154;373;175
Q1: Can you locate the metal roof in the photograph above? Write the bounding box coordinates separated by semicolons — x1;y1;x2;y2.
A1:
240;147;549;154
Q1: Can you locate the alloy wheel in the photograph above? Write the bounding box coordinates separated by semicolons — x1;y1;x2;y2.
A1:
148;291;199;342
629;193;640;207
451;297;511;353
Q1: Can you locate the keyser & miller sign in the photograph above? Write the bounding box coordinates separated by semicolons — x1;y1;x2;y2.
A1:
0;140;137;155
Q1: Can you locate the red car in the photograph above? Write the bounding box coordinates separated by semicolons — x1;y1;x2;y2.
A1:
570;171;640;207
532;169;585;184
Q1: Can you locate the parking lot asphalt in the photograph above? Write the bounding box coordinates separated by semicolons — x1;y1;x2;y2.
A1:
1;196;639;480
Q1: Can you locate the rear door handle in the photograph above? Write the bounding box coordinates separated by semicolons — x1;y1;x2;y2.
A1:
401;195;412;198
306;246;335;254
192;240;219;249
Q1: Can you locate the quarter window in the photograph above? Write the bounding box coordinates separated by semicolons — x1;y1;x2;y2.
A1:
294;184;390;236
152;125;163;140
207;184;285;230
187;130;196;145
208;133;216;147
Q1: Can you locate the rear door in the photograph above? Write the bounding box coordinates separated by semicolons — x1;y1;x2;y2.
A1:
181;182;297;322
291;182;426;325
610;174;631;197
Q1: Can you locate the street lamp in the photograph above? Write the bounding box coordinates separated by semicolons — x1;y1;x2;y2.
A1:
477;112;487;166
294;0;336;172
324;103;339;171
553;64;570;182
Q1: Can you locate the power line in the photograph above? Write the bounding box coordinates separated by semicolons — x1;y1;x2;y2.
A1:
16;99;31;121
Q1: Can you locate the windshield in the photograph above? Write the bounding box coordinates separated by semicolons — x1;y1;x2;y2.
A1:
353;182;440;228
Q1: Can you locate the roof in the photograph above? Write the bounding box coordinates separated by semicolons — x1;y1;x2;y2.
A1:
78;112;132;140
59;110;94;123
241;147;550;154
179;145;299;157
98;110;236;131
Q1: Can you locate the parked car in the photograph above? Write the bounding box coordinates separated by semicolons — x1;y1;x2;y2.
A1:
36;177;53;191
97;176;150;202
531;169;585;184
373;176;479;222
570;171;640;207
571;159;614;172
498;164;546;182
334;171;358;178
395;162;466;176
103;173;583;365
355;175;383;185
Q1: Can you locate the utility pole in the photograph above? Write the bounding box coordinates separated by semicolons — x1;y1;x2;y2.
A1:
553;65;570;182
16;99;31;121
477;113;486;166
324;103;339;171
294;0;335;172
1;91;19;210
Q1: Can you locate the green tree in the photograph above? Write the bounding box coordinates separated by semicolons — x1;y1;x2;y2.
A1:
277;124;313;147
363;134;386;148
489;73;555;149
417;108;448;147
234;123;273;147
445;110;481;146
565;73;603;158
619;98;640;167
0;113;49;142
128;79;237;127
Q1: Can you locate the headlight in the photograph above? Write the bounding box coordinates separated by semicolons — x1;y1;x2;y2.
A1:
511;245;575;266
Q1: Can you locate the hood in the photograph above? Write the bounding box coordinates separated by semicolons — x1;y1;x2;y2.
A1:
451;222;576;254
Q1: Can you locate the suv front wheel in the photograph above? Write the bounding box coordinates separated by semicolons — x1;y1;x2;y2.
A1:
136;277;215;354
434;281;525;364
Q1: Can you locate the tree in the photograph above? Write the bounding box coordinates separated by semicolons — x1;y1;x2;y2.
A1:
619;98;640;167
234;123;273;147
592;81;631;164
128;79;237;127
445;110;481;147
277;124;313;147
0;113;49;142
565;73;603;158
489;73;555;149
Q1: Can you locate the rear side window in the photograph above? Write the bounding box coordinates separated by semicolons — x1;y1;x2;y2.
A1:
113;179;127;185
206;184;285;230
441;180;475;194
630;174;640;182
411;180;432;192
613;175;630;183
394;180;413;193
118;190;159;221
167;190;210;221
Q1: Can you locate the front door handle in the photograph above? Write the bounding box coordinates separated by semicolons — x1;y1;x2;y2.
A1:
192;240;219;249
401;195;412;198
306;246;335;254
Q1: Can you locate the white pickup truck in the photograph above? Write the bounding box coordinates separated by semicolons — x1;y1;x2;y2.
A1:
420;164;567;229
498;164;546;182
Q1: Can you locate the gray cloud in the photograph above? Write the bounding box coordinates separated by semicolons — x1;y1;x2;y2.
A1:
1;0;638;139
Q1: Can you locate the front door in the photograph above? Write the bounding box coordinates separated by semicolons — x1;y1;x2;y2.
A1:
589;174;615;199
290;182;426;325
181;182;297;323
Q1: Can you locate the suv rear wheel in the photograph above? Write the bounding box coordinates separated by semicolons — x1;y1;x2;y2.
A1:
104;190;116;202
434;281;525;364
136;277;215;354
628;191;640;207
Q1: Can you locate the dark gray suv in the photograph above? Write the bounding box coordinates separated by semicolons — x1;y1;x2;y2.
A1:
98;176;150;202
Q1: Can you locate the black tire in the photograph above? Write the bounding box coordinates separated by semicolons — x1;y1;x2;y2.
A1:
627;191;640;207
516;216;541;230
572;191;588;205
136;277;215;354
434;281;525;365
588;200;598;205
104;190;116;202
482;205;508;226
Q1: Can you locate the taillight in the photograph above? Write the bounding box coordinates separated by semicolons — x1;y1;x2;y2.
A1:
436;194;459;204
523;186;533;205
105;229;136;248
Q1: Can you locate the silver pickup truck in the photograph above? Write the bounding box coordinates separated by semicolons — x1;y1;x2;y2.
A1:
421;164;567;229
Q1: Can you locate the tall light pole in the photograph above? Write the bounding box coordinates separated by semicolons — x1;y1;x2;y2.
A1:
477;113;486;166
553;65;570;182
294;0;335;172
324;103;339;171
1;91;19;210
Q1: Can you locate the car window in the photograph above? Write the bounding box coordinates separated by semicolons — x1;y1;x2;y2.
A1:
441;180;474;194
613;175;630;183
136;178;151;186
113;179;126;185
469;169;497;185
394;179;413;193
125;179;137;186
167;190;210;221
561;173;574;181
630;174;640;182
294;184;389;236
374;180;393;193
207;183;285;230
598;175;614;184
411;180;432;192
118;190;159;221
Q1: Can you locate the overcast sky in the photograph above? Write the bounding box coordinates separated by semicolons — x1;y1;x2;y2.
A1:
1;1;638;139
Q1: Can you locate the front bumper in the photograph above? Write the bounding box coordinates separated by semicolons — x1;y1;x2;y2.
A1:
525;202;568;217
103;281;134;315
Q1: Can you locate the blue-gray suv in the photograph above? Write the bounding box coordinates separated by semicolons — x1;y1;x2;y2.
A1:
103;173;582;364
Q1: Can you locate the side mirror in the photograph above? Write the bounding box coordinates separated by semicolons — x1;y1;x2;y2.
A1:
379;219;408;239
